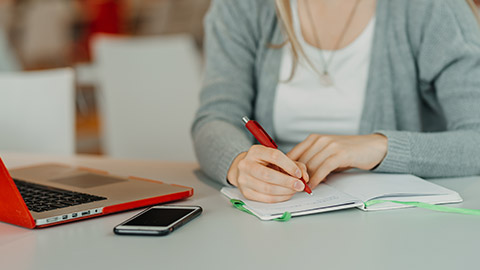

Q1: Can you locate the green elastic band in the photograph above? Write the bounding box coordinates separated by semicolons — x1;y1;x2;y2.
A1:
230;199;291;222
365;200;480;216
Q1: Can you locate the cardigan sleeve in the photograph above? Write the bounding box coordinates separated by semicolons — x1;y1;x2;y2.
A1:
374;0;480;177
191;0;260;185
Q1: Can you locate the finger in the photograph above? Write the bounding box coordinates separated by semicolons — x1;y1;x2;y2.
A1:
287;135;317;161
295;162;310;183
304;144;337;175
241;187;295;203
247;161;305;192
249;145;302;179
310;155;343;188
297;137;333;164
333;167;352;173
238;167;298;195
247;176;298;196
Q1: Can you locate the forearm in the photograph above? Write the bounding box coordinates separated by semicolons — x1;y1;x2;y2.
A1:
374;130;480;178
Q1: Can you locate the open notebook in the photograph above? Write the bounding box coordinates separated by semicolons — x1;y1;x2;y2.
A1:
221;172;463;220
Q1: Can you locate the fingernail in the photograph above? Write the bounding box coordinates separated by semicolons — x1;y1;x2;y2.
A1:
295;169;302;178
294;180;305;191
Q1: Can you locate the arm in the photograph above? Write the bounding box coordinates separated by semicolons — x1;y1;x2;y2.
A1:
288;0;480;185
192;0;258;185
374;0;480;177
192;1;309;202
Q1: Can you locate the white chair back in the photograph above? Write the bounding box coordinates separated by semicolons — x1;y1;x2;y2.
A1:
0;68;75;155
93;34;201;161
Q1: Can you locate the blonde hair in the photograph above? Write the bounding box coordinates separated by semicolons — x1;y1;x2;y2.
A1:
274;0;480;80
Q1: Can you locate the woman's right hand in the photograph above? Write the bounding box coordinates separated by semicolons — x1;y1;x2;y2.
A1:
227;145;309;203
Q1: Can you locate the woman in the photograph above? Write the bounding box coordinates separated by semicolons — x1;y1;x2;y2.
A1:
192;0;480;203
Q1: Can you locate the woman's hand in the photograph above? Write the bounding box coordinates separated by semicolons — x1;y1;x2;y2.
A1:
227;145;309;203
287;134;387;189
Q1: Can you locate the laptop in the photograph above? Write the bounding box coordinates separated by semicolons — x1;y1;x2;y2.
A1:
0;158;193;229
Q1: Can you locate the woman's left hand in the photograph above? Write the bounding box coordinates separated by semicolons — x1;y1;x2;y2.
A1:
287;134;388;189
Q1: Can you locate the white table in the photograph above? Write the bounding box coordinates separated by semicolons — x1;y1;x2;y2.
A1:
1;152;479;270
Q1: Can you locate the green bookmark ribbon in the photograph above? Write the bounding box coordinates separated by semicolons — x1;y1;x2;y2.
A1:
365;200;480;216
230;199;291;222
230;199;480;222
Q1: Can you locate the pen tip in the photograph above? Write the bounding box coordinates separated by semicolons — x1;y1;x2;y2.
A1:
242;116;250;124
309;192;314;196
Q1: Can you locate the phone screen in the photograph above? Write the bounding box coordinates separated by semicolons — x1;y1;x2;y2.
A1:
124;208;196;227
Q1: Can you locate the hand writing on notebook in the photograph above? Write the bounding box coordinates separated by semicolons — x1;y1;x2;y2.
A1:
287;134;388;189
227;145;309;203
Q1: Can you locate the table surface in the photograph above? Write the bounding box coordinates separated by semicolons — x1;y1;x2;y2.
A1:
0;152;479;270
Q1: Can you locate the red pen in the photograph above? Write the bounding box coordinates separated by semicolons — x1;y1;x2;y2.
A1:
242;116;313;195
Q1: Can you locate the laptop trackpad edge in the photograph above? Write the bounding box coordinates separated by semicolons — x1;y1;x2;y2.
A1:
49;173;127;189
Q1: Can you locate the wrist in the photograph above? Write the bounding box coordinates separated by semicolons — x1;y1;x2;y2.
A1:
227;152;247;187
370;133;388;169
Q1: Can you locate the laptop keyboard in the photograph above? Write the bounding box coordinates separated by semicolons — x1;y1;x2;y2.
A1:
13;179;107;213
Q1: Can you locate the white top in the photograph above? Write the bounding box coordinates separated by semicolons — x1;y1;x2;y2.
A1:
273;0;375;151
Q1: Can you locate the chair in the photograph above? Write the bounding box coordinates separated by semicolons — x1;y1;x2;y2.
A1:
92;34;202;161
0;27;19;71
0;68;75;155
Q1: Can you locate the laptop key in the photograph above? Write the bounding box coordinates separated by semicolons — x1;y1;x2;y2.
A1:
13;179;107;213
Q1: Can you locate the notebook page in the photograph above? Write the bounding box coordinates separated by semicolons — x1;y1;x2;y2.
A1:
324;172;459;203
222;184;362;220
361;193;463;211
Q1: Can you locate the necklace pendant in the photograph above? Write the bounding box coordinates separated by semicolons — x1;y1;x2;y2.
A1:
320;72;334;87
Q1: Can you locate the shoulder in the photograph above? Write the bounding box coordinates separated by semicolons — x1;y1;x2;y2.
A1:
385;0;477;26
386;0;471;12
207;0;276;20
382;0;480;49
205;0;279;43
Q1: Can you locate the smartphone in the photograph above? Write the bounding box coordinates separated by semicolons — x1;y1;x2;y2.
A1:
113;205;202;236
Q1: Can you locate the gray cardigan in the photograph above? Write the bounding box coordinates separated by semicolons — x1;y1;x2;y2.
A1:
192;0;480;186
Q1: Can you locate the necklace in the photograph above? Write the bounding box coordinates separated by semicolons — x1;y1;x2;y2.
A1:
304;0;361;86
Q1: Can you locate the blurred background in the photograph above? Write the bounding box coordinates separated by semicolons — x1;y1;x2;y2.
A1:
0;0;210;161
0;0;479;162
